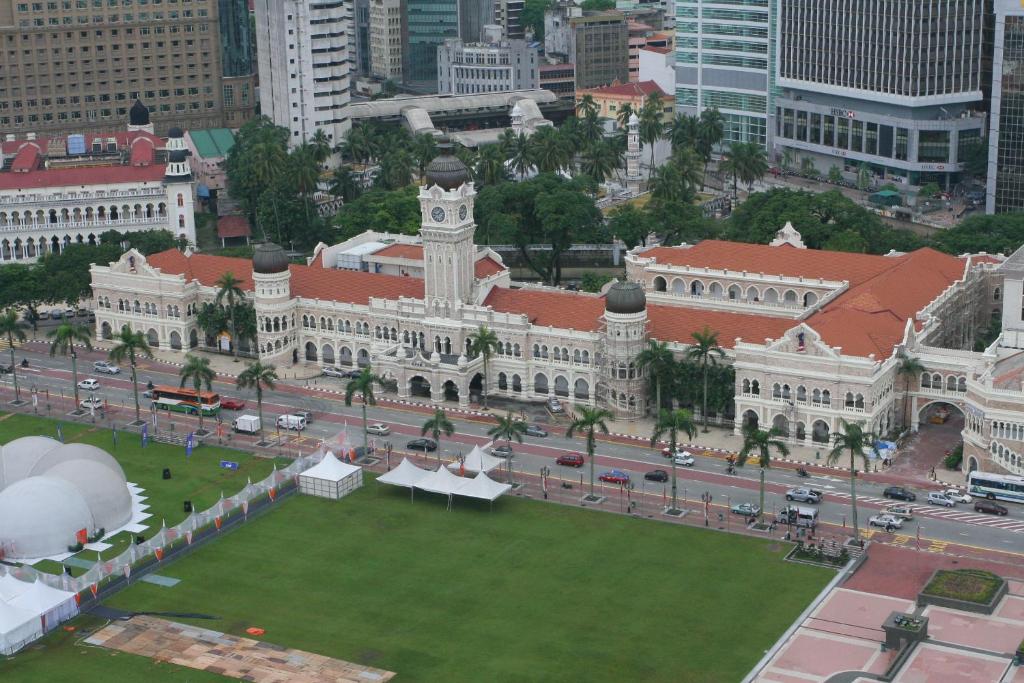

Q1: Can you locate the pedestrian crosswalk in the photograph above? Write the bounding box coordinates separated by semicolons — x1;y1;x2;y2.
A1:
828;491;1024;532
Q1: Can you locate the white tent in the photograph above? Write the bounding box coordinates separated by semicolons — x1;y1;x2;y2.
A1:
415;464;469;496
457;471;512;502
447;445;504;474
8;579;78;632
0;599;43;656
298;451;363;500
0;573;31;602
377;458;431;488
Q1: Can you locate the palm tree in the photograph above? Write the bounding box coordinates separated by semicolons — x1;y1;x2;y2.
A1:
577;93;599;118
566;406;613;501
422;407;456;465
309;128;332;165
639;93;664;171
686;326;725;432
650;408;697;514
488;410;527;450
179;353;216;434
411;133;438;179
330;165;362;202
467;325;499;409
529;126;571;174
579;110;604;145
666;113;699;153
673;147;705;195
475;144;507;186
579;140;620;184
215;272;245;360
615;102;635;130
722;141;769;198
345;365;383;455
696;108;724;187
737;426;790;523
0;309;27;403
48;322;93;409
108;325;153;424
503;130;533;180
635;340;675;413
236;360;277;442
826;420;878;542
896;353;925;431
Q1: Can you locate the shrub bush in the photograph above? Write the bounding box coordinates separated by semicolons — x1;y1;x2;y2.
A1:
922;569;1003;604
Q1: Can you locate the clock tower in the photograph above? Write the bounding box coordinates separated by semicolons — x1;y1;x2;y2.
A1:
419;137;476;312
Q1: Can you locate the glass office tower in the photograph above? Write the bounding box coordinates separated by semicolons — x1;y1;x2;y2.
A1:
989;1;1024;213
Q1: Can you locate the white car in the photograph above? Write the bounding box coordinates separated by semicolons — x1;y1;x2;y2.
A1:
927;491;955;507
883;504;915;521
79;396;103;410
92;361;120;375
944;488;973;504
322;366;347;378
77;378;100;391
869;514;904;530
366;423;390;436
672;452;696;467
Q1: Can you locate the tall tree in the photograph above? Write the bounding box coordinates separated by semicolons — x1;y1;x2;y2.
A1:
467;325;499;409
577;93;599;119
412;133;439;179
0;309;27;403
650;408;697;514
696;108;725;188
529;126;571;174
178;353;216;434
330;165;363;202
736;426;790;523
215;272;246;360
579;140;620;185
635;340;675;413
639;92;665;172
422;407;456;465
475;144;508;186
345;365;384;455
47;321;93;409
666;113;699;154
566;406;613;500
722;141;769;198
504;130;534;180
826;420;878;543
309;128;332;165
896;353;926;431
615;102;635;130
686;326;725;432
236;361;277;442
108;325;153;424
488;411;528;451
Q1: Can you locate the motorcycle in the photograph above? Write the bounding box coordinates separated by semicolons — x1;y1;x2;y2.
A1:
796;467;809;478
725;464;737;475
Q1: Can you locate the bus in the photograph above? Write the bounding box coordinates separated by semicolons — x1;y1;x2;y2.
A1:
151;385;221;416
967;471;1024;505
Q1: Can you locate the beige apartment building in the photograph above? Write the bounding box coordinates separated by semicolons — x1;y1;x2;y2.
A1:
0;0;256;136
369;0;403;82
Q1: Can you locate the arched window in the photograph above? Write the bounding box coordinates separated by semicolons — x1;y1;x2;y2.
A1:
728;284;741;300
946;375;957;391
782;384;791;400
772;383;782;399
812;389;822;404
796;385;806;402
855;394;864;409
921;372;931;388
845;392;855;407
742;378;751;394
533;344;540;359
653;276;667;292
177;193;184;207
751;380;760;395
822;390;831;406
803;292;818;307
957;377;966;392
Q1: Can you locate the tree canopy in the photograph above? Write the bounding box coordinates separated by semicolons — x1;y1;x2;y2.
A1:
333;186;421;242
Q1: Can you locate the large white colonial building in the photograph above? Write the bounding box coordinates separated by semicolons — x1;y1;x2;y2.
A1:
90;142;1024;478
0;101;196;263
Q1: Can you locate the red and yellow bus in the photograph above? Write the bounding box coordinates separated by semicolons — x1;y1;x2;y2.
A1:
151;385;221;416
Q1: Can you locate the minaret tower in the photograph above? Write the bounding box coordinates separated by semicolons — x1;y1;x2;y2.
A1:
419;137;476;313
626;112;642;193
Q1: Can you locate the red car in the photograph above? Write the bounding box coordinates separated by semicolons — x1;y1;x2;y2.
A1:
556;454;585;468
220;398;246;410
599;470;630;485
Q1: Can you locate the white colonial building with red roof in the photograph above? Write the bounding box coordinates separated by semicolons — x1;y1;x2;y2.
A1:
90;143;1024;477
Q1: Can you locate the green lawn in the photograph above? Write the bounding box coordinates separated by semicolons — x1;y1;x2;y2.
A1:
76;483;833;682
0;412;286;574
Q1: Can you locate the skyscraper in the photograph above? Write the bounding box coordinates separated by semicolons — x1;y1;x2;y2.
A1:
989;0;1024;213
371;0;405;82
219;0;258;127
571;11;630;90
403;0;460;91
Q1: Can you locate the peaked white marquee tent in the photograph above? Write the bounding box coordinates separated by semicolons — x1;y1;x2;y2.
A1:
458;471;513;502
298;451;363;500
378;460;511;508
446;445;504;474
377;458;431;489
0;599;41;656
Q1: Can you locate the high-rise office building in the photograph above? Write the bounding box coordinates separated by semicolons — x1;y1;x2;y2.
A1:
0;0;256;136
775;0;988;187
989;0;1024;213
461;0;496;43
403;0;460;91
495;0;526;39
437;33;539;95
571;11;630;90
371;0;405;82
254;0;352;147
354;0;372;78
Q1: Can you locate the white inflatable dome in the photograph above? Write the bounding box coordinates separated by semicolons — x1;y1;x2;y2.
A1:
0;436;62;489
45;460;132;531
29;443;127;482
0;477;94;559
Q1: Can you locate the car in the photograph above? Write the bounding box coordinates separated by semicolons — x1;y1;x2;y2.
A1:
76;308;90;317
927;491;955;507
220;398;246;410
556;454;584;468
731;502;761;516
546;397;563;414
343;369;363;379
869;514;904;530
644;469;669;482
944;488;973;504
491;444;514;458
92;360;120;375
366;423;390;436
974;500;1009;516
406;438;437;452
51;310;63;320
79;396;104;410
785;487;823;503
38;310;50;320
293;410;313;423
525;424;548;438
883;504;915;521
883;486;917;502
598;470;630;485
672;452;696;467
77;378;100;391
321;366;347;378
142;389;154;399
64;308;75;318
276;414;307;431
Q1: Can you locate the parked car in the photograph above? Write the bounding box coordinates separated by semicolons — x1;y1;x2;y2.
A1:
546;397;563;414
491;444;514;458
556;454;585;468
76;308;90;317
869;514;904;530
644;469;669;482
39;310;50;320
598;470;630;485
525;424;548;438
974;500;1009;516
927;491;955;507
322;366;347;378
51;310;63;320
785;487;823;503
64;308;76;318
944;488;973;504
79;396;104;410
731;502;761;516
883;504;915;521
672;452;696;467
366;423;390;436
276;414;307;431
343;369;363;379
77;378;100;391
220;398;246;410
93;360;120;375
883;486;917;502
406;438;437;452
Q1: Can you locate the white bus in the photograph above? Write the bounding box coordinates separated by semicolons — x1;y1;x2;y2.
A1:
967;471;1024;505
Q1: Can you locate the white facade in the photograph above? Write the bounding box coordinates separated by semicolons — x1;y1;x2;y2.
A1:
254;0;352;148
437;38;540;96
369;0;403;81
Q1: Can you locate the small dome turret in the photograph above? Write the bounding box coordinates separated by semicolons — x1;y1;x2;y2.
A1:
129;99;150;126
167;126;184;139
605;280;646;315
253;242;289;275
424;136;470;191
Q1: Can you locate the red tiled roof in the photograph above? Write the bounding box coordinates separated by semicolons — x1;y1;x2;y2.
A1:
647;304;793;349
129;137;156;166
484;288;606;331
373;243;423;260
0;131;163;156
10;144;41;173
216;215;252;239
147;250;255;290
582;80;667;98
0;164;167;190
474;256;505;279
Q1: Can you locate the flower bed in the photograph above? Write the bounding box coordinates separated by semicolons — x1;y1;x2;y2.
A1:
785;540;849;567
918;569;1007;615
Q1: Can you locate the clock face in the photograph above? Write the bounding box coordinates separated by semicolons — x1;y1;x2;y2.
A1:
458;204;468;221
431;206;446;222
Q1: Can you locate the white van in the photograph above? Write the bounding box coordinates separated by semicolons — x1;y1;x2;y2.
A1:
778;505;818;529
277;414;307;431
232;414;261;434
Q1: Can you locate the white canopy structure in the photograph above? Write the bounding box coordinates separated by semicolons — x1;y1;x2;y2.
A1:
298;452;363;500
377;458;431;488
447;445;504;474
8;579;77;632
0;599;41;656
457;471;512;502
415;464;467;495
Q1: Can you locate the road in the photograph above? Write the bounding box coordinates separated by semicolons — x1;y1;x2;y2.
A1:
4;342;1023;560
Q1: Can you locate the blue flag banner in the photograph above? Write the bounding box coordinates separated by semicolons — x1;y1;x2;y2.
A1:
186;432;194;458
56;423;64;443
141;422;148;447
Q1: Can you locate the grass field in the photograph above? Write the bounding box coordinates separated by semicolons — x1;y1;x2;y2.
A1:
0;412;286;574
76;482;835;682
